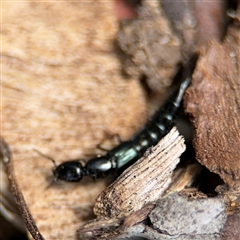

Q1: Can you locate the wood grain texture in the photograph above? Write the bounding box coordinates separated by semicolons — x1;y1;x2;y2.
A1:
94;127;186;219
2;1;148;239
77;128;187;239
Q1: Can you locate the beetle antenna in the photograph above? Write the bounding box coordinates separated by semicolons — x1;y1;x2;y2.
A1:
33;149;57;169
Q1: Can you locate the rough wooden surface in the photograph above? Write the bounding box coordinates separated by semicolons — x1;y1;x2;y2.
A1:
2;1;148;239
2;1;239;239
94;127;186;219
78;128;187;238
118;192;226;240
78;191;227;240
184;22;240;187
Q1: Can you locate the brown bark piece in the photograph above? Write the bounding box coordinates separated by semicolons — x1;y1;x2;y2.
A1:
184;24;240;186
2;1;148;239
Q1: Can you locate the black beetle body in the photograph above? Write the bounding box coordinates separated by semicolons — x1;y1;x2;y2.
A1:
49;76;191;183
53;161;84;182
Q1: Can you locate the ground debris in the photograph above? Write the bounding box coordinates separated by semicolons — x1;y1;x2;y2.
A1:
78;191;228;240
184;18;240;187
118;1;184;92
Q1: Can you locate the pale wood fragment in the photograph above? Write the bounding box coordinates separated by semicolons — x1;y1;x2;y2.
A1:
94;127;186;218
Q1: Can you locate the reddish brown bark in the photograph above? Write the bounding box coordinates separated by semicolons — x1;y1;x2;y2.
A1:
185;24;240;186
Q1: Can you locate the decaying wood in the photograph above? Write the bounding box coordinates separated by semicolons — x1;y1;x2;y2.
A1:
164;163;202;194
78;127;190;238
184;19;240;187
118;0;225;95
120;203;155;230
118;192;226;240
2;1;239;239
79;191;228;240
93;127;186;219
1;2;149;239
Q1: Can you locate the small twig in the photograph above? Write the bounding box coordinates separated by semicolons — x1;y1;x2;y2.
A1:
0;138;45;240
